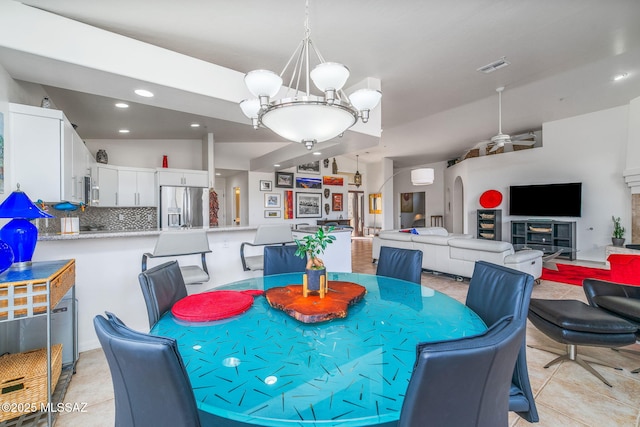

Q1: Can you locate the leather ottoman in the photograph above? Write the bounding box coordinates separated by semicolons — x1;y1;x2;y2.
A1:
528;299;637;386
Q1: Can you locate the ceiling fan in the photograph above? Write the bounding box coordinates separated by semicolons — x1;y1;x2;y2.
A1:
480;87;537;153
487;86;511;152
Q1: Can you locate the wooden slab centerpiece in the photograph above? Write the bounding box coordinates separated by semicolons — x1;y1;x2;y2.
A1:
265;281;366;323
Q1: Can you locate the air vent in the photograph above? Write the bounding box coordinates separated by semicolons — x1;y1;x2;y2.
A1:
476;57;510;74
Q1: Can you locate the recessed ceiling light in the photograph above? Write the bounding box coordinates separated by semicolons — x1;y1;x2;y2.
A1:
190;123;200;128
313;151;322;155
118;129;130;133
134;89;154;97
215;172;221;176
115;102;129;108
273;164;281;167
614;73;628;81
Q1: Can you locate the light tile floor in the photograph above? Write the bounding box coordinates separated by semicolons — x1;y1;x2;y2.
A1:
55;237;640;426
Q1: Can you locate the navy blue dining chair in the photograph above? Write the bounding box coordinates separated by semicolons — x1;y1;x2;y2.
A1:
465;260;538;423
138;260;187;328
376;246;423;284
400;314;524;427
94;313;202;427
263;245;307;276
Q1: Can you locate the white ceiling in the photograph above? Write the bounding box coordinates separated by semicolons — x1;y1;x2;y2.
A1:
5;0;640;169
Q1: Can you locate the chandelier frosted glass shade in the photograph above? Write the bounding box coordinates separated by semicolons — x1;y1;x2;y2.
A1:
261;97;358;144
310;62;350;91
239;98;261;128
245;70;283;98
349;89;382;123
411;168;435;185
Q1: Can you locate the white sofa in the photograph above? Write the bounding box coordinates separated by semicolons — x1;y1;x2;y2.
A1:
372;227;543;279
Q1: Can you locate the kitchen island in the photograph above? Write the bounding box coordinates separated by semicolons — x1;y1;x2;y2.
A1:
33;226;263;352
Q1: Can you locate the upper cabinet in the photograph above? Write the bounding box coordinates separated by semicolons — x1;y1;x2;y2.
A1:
95;165;155;207
95;165;118;207
117;167;156;207
9;103;92;203
156;168;208;187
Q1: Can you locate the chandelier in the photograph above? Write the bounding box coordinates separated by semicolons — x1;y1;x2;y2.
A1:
239;0;382;150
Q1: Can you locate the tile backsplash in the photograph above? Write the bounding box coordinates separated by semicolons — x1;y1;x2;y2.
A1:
36;205;157;234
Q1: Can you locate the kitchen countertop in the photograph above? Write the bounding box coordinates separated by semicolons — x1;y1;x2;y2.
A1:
38;225;258;241
294;226;353;233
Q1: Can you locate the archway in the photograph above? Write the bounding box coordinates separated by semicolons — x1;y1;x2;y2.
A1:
452;176;464;234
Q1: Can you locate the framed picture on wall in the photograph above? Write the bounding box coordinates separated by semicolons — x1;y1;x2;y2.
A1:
295;176;322;189
401;192;414;212
264;193;281;208
264;210;281;218
259;180;272;191
275;172;294;188
297;161;320;174
369;193;382;214
332;193;343;211
322;176;344;186
296;192;322;218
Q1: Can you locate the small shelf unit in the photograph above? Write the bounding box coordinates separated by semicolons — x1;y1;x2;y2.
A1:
511;220;576;260
477;209;502;241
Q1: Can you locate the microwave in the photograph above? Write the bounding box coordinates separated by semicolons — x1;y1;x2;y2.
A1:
82;176;92;205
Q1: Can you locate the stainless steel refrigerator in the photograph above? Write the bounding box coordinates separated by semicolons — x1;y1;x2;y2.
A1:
159;186;207;229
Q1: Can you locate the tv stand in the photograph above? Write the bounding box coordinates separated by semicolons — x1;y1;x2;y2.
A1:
511;219;576;260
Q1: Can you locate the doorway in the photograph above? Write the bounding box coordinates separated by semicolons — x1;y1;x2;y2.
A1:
348;191;364;236
399;192;426;228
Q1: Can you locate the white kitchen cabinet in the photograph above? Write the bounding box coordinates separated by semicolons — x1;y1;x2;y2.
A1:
117;167;156;207
9;103;85;203
96;165;118;207
96;166;155;207
156;168;208;187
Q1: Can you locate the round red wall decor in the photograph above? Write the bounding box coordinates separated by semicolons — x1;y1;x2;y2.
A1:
479;190;503;208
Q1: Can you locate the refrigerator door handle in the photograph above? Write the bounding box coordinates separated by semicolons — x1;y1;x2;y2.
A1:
183;188;191;227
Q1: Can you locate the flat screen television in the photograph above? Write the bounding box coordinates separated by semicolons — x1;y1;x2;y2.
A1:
509;182;582;217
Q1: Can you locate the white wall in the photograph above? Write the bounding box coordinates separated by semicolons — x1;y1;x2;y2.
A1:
85;139;204;170
393;162;446;229
443;105;630;262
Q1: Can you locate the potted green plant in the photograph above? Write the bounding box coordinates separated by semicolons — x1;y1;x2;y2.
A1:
612;216;626;247
295;226;336;292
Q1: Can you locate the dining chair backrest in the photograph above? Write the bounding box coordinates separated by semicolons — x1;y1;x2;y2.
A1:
141;230;211;285
93;314;202;427
399;314;523;427
263;245;307;276
465;260;538;422
240;224;294;271
138;260;187;328
376;246;423;284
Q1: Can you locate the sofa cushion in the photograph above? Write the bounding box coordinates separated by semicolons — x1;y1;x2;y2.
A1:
449;238;513;253
378;230;415;242
415;227;449;236
413;234;457;246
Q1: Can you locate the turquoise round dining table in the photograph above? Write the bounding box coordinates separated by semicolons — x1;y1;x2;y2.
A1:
151;272;487;427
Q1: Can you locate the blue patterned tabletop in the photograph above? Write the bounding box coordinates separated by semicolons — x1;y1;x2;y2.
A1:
151;272;486;426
